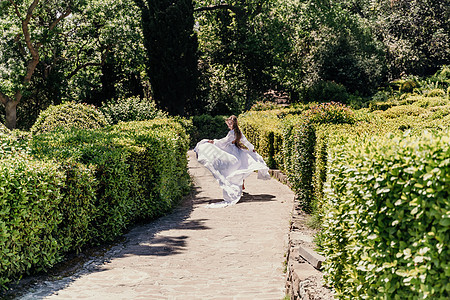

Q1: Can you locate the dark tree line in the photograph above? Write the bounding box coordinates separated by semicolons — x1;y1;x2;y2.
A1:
1;0;449;129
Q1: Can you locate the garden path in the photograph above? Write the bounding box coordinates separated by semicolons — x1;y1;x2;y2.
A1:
19;150;294;300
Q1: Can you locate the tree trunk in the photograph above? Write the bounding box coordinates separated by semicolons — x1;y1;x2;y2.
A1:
5;100;18;130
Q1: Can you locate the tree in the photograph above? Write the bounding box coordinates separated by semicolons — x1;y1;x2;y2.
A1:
1;0;147;129
342;0;450;79
194;0;281;113
134;0;199;116
0;0;75;129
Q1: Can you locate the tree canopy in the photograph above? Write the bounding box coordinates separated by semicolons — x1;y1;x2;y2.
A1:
0;0;448;128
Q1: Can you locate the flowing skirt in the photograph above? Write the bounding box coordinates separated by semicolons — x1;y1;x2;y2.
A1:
194;139;270;207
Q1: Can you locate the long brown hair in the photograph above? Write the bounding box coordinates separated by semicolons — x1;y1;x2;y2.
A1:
227;115;244;149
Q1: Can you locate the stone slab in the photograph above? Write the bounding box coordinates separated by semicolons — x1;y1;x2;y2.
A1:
298;245;326;270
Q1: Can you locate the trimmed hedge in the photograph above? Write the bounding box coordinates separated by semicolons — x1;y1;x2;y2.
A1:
99;96;167;125
30;102;109;135
1;118;191;287
239;110;284;169
0;123;8;134
320;130;450;299
0;155;65;287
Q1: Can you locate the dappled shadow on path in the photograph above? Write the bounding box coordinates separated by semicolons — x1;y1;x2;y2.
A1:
193;191;276;206
6;186;208;299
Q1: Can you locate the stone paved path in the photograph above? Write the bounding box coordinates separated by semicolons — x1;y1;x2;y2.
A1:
20;151;294;300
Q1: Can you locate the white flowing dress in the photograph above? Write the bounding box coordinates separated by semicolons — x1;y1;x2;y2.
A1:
194;130;271;208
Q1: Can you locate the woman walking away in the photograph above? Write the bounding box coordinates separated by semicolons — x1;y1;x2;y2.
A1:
194;115;270;208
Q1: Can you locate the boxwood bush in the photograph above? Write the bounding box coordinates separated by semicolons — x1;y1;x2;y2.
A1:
99;96;167;125
30;102;109;135
1;118;191;287
0;155;65;287
320;130;450;299
239;110;283;169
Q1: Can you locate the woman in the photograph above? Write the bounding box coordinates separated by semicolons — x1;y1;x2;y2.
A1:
194;115;270;208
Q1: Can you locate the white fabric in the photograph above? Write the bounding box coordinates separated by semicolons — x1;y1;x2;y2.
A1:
194;130;271;208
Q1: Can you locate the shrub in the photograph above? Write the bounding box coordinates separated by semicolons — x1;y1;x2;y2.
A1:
416;96;449;108
31;118;190;244
369;101;394;112
0;123;8;134
303;102;356;125
99;96;167;125
304;81;349;104
424;89;446;98
239;111;283;169
282;117;316;212
0;155;65;286
30;102;109;135
380;105;427;118
320;130;450;299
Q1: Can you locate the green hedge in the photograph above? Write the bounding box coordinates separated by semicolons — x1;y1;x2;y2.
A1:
30;102;109;135
320;130;450;299
0;155;65;287
99;96;167;125
1;118;191;287
239;110;284;169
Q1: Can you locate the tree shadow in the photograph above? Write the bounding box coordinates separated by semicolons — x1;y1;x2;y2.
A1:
239;192;276;203
5;186;209;299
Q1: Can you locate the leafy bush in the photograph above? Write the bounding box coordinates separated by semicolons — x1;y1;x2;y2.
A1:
416;96;449;108
99;96;167;125
239;111;283;169
0;155;65;286
1;118;191;287
303;102;356;124
369;101;394;112
282;117;316;212
30;102;109;135
424;89;446;98
320;130;450;299
304;81;349;104
189;115;228;148
400;79;419;93
0;122;8;134
31;118;190;243
380;105;427;118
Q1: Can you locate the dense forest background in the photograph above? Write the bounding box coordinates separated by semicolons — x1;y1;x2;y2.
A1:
0;0;449;129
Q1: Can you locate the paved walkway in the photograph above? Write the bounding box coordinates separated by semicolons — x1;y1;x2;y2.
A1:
20;151;294;300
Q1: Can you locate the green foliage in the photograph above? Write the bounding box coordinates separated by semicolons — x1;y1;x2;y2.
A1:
320;131;450;299
282;117;316;212
0;155;65;286
239;111;284;169
424;89;446;98
304;81;349;104
30;102;109;135
190;115;228;148
379;105;427;119
1;118;190;287
369;101;394;112
100;96;167;124
303;102;356;125
0;123;8;134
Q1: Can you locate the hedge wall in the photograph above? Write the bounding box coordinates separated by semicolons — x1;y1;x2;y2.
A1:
239;110;284;169
320;130;450;299
1;118;191;287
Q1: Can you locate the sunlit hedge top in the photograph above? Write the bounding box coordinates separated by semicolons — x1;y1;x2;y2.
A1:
30;102;109;135
0;122;9;134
